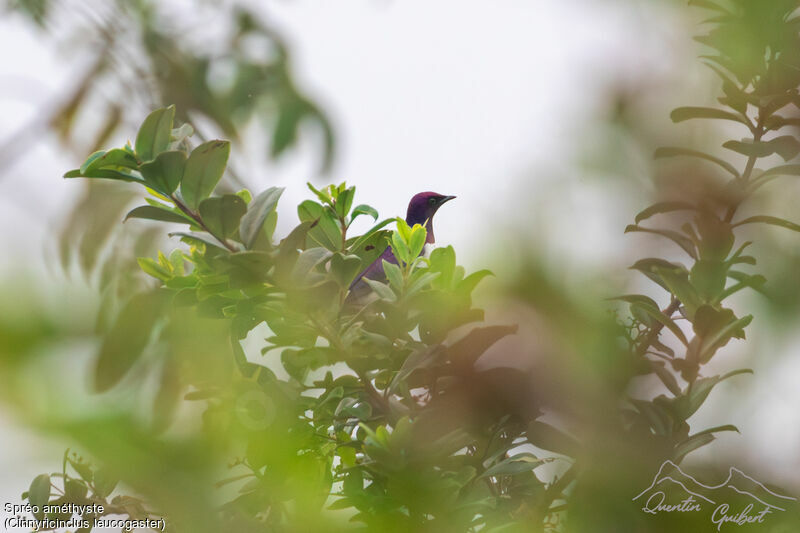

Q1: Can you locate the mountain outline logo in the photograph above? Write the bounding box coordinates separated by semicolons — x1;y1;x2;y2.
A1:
633;460;796;529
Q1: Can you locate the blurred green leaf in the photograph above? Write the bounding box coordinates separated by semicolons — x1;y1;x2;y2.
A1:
28;474;50;510
94;291;167;392
733;215;800;233
655;146;739;177
670;106;751;129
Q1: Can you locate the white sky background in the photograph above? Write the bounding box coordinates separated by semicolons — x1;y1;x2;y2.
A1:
0;0;799;519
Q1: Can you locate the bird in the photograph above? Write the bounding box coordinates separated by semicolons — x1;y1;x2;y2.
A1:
348;192;456;297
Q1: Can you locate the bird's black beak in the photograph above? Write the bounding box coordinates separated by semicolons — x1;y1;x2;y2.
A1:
441;195;456;204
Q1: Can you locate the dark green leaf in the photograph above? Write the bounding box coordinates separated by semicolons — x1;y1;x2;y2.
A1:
84;148;140;173
135;106;175;162
124;205;193;225
180;140;230;210
140;150;186;195
351;204;379;221
674;434;715;462
634;202;696;224
330;253;362;287
169;232;230;251
625;224;697;258
654;266;702;318
480;454;547;478
199;194;247;238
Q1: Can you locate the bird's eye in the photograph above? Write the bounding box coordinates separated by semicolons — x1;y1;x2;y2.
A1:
428;197;437;205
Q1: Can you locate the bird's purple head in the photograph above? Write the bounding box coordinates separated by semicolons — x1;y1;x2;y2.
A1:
405;192;456;243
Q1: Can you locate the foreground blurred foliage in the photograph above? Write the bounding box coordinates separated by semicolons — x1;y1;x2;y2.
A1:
2;1;800;532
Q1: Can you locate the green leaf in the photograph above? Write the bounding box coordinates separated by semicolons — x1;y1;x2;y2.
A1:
383;260;403;291
407;224;427;259
93;468;118;499
139;150;186;195
688;424;739;440
650;360;682;396
723;136;800;161
610;294;660;309
406;271;440;296
67;168;145;183
654;266;702;318
634;202;697;224
389;345;445;392
84;148;140;173
348;218;396;251
291;247;332;284
94;291;167;392
169;232;229;251
330;253;362;287
199;194;247;238
457;269;493;295
307;182;332;206
625;225;697;259
670;106;751;128
124;205;193;225
655;146;739;178
630;303;688;346
690;259;727;301
733;215;800;233
351;204;379;222
391;231;411;265
673;434;715;462
180;140;231;210
630;258;688;292
363;279;396;302
240;187;285;249
697;314;752;363
135;106;175;162
480;453;548;478
80;150;107;174
684;368;752;418
137;257;171;281
28;474;50;509
335;186;355;219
